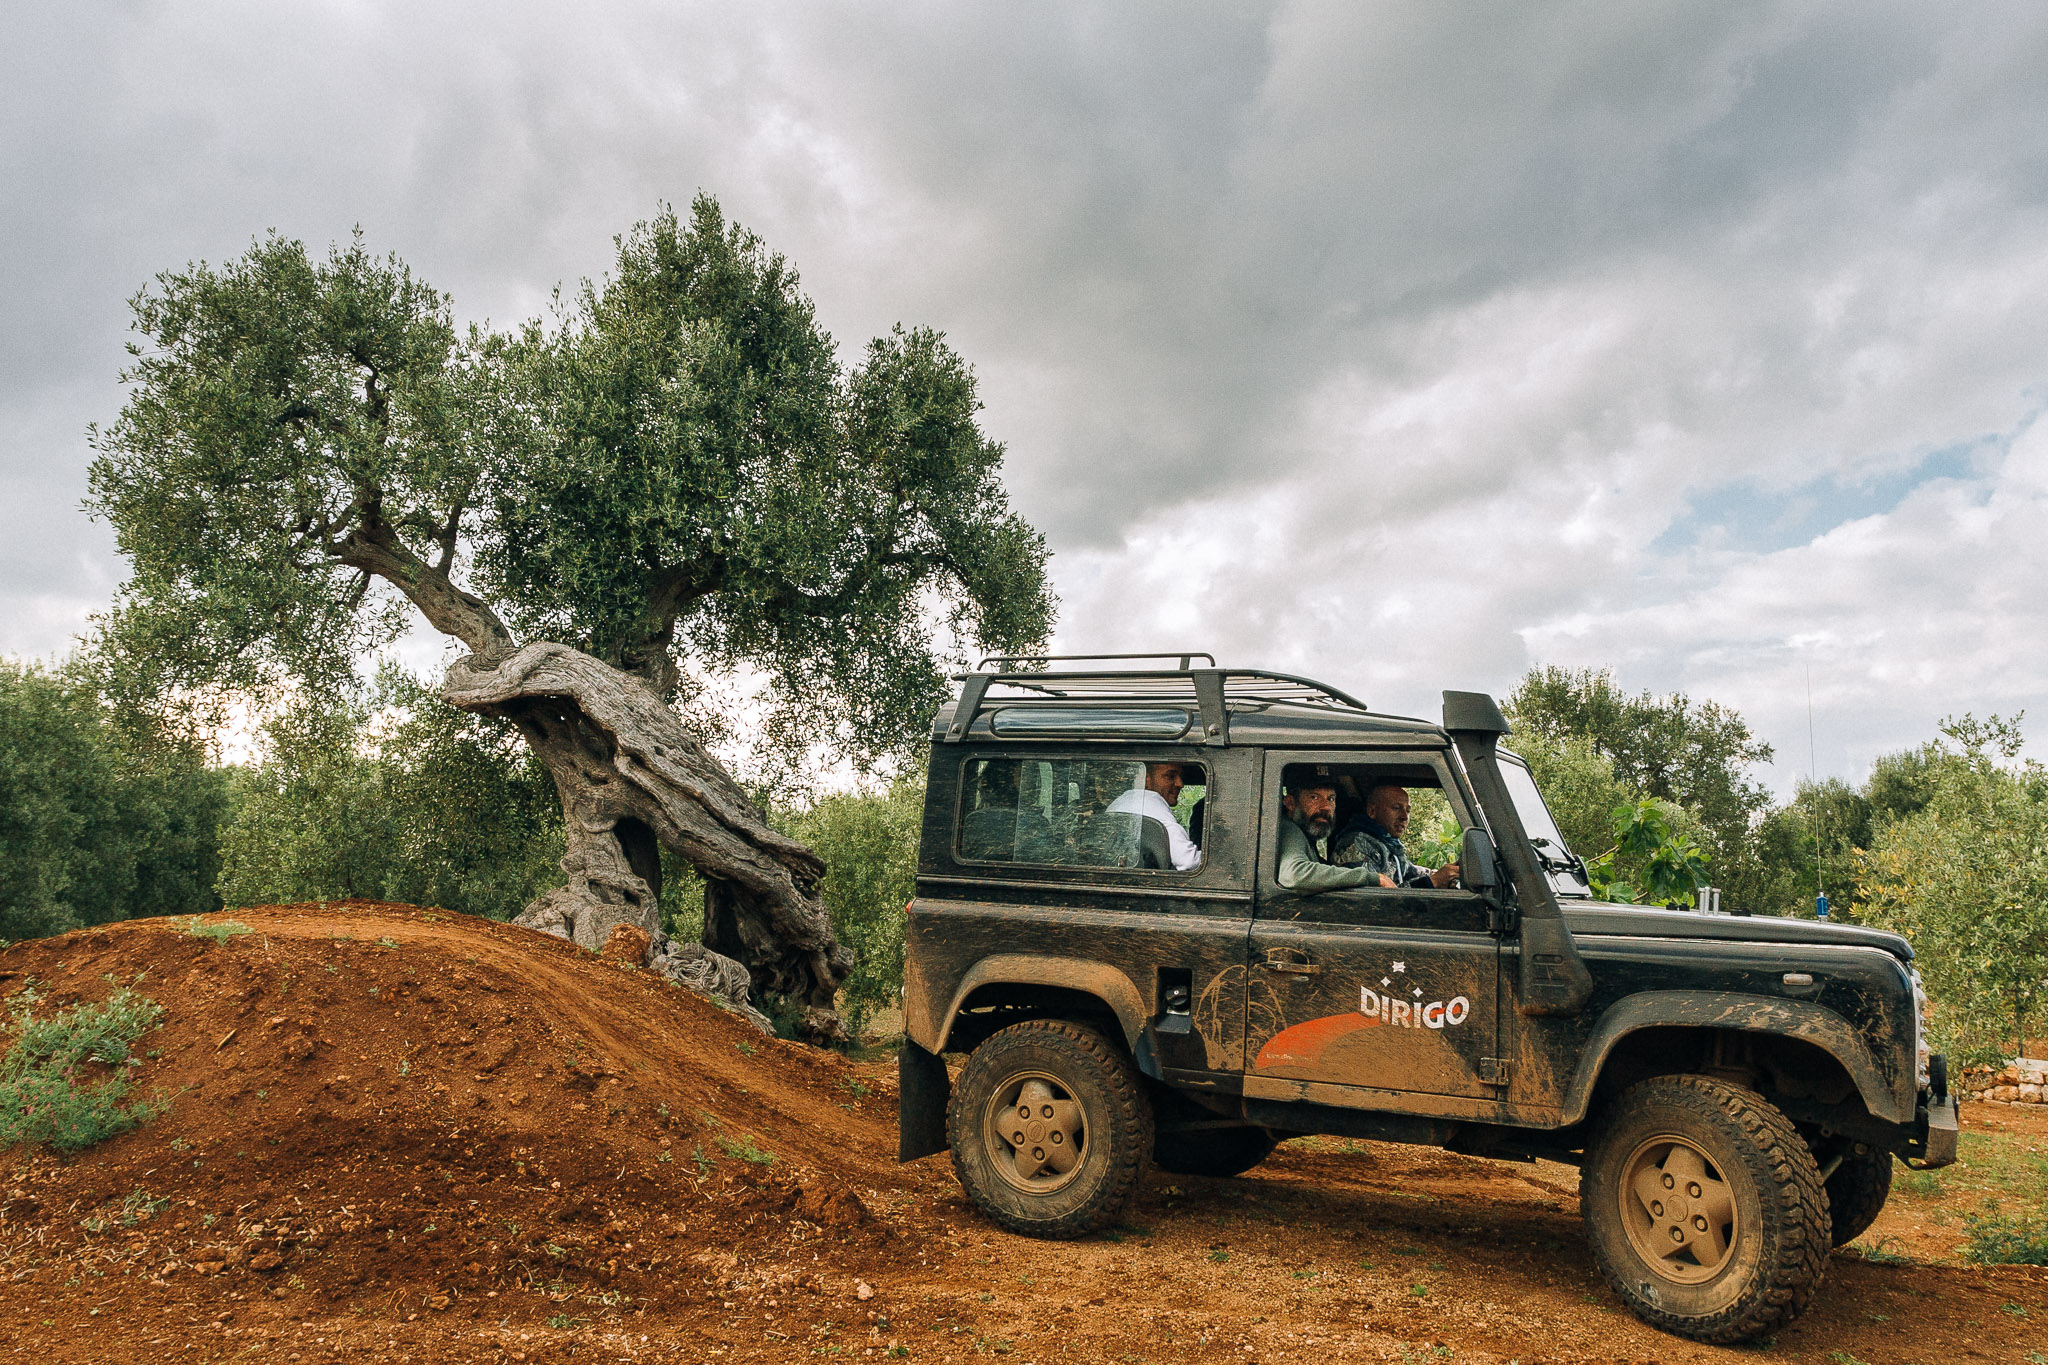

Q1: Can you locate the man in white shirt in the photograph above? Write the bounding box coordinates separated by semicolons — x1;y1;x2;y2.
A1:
1108;763;1203;871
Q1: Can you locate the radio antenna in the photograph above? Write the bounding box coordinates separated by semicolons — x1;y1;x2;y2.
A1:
1807;663;1825;907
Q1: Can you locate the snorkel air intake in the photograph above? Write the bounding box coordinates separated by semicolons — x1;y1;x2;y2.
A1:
1444;690;1593;1016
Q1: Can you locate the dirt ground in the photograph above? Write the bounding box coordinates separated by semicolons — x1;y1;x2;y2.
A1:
1;904;2043;1364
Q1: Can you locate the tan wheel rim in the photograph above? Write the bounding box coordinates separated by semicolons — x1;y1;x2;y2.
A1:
1619;1135;1740;1284
983;1070;1087;1194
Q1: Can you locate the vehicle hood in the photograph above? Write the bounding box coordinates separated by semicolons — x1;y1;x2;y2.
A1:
1560;901;1913;962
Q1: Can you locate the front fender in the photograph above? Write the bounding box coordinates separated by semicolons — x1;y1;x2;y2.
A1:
922;953;1148;1055
1558;990;1908;1126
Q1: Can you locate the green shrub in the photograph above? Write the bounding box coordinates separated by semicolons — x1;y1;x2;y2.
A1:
1962;1208;2048;1266
774;770;921;1039
0;985;167;1150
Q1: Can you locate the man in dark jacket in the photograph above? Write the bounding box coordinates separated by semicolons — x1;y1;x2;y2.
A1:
1329;783;1460;889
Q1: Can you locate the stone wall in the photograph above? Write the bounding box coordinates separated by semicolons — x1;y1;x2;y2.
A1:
1958;1057;2047;1104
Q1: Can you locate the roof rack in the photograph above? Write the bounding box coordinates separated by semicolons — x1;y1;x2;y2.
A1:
943;653;1371;747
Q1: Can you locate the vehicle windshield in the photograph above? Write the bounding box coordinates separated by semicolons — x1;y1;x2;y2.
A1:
1497;753;1591;897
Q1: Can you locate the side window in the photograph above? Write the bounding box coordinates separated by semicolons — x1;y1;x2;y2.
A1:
1278;761;1466;889
959;757;1208;870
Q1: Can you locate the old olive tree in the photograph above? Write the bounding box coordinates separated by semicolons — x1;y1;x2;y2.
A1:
87;196;1053;1041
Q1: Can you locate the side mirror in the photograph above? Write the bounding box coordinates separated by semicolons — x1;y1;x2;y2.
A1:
1461;828;1499;891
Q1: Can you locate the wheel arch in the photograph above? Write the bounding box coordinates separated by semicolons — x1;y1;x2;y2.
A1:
1560;991;1908;1126
927;955;1148;1057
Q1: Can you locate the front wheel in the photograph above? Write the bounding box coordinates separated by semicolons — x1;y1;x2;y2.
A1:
1581;1075;1830;1344
947;1019;1152;1238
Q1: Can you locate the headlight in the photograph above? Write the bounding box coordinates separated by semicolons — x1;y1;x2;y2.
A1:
1909;966;1931;1091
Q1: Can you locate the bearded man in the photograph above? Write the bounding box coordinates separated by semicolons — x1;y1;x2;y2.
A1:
1276;777;1393;892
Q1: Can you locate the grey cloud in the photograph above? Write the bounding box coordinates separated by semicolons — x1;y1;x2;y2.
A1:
5;2;2047;781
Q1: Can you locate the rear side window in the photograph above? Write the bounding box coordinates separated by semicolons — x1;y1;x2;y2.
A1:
959;757;1208;870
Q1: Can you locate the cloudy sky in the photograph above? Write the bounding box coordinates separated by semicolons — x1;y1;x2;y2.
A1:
6;1;2047;790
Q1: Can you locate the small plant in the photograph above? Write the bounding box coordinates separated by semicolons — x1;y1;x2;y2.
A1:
1851;1235;1913;1266
81;1188;171;1233
837;1076;871;1099
691;1144;713;1174
0;987;168;1150
179;917;252;943
657;1149;673;1163
735;1039;757;1058
1208;1250;1229;1263
718;1135;776;1165
376;936;399;949
1962;1208;2048;1265
546;1313;585;1330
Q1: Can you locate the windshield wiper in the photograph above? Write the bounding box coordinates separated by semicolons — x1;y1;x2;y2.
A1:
1529;836;1590;883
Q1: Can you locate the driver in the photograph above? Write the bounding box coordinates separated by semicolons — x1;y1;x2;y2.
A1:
1330;782;1460;888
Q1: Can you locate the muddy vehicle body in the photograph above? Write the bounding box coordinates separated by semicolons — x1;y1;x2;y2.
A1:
897;656;1958;1343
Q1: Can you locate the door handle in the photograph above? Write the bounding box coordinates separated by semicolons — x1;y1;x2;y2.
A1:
1262;956;1321;976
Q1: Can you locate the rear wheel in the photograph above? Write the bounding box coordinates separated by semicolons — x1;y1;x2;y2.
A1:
1581;1075;1830;1344
1825;1147;1894;1248
947;1019;1152;1238
1153;1125;1277;1178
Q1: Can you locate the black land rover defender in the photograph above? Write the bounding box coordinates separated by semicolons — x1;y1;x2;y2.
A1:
897;656;1958;1344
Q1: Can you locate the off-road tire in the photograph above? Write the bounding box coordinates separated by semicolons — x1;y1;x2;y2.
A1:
1582;1075;1830;1344
1824;1147;1893;1248
1153;1126;1277;1178
947;1019;1152;1238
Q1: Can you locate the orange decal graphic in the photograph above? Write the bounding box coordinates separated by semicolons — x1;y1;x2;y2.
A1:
1253;1011;1379;1070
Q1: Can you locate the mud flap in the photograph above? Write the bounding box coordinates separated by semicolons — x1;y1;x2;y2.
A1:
898;1040;951;1162
1912;1093;1959;1169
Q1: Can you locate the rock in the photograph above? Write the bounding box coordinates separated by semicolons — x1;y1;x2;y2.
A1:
600;924;653;966
282;1035;315;1064
248;1250;284;1272
2022;1083;2044;1102
796;1184;872;1229
856;1280;875;1301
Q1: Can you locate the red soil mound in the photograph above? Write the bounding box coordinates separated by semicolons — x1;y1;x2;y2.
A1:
0;904;921;1356
4;904;2042;1364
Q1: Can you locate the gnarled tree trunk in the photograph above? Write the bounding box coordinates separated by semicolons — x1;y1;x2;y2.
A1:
443;642;853;1043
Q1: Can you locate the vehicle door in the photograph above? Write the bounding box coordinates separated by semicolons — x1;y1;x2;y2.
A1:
1244;751;1507;1107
